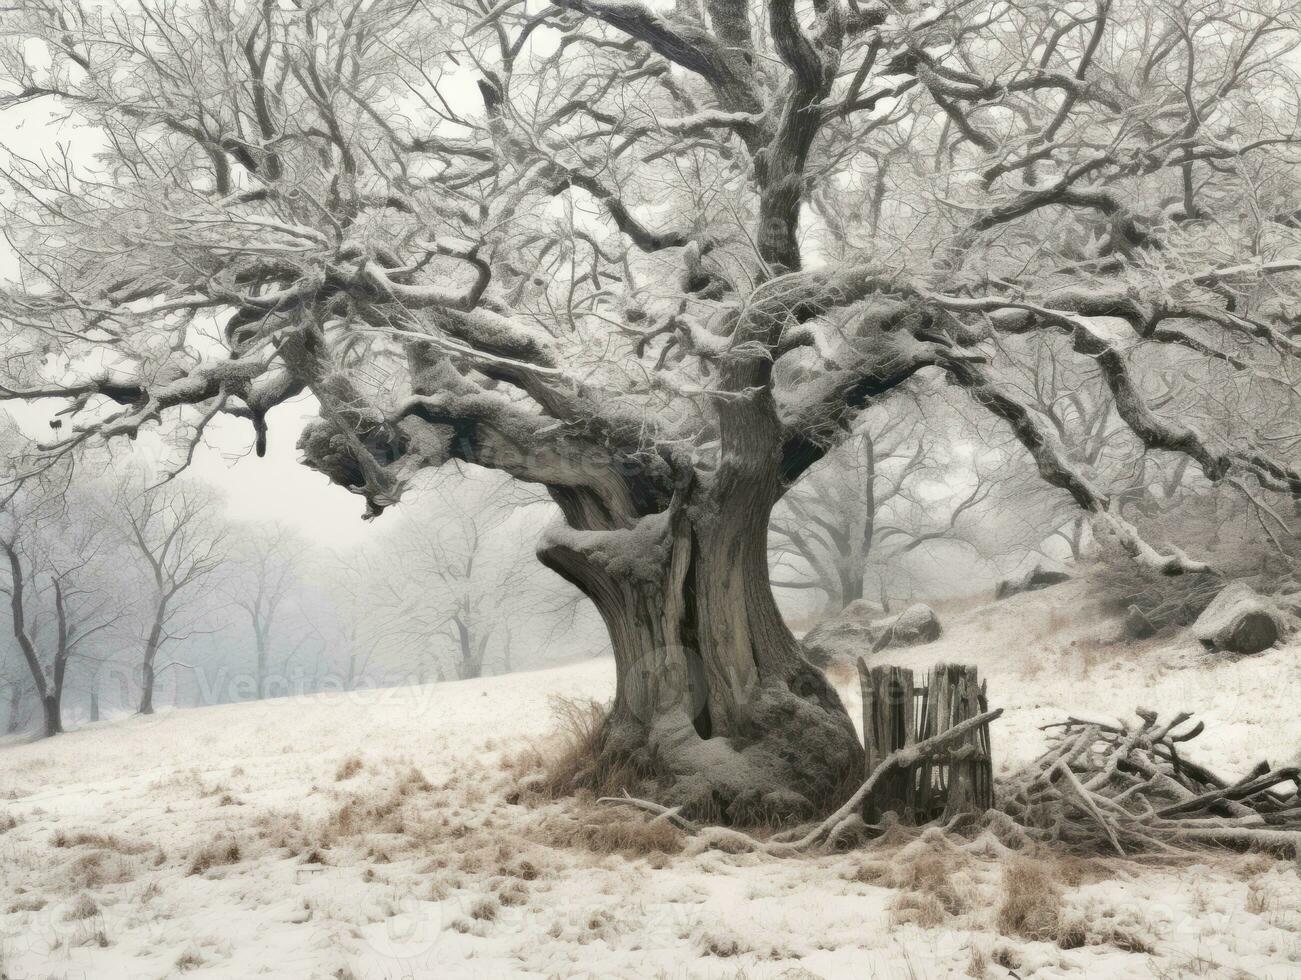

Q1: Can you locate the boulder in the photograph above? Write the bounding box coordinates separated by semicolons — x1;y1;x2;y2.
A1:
839;598;886;621
995;562;1073;600
1192;582;1286;655
872;603;942;651
801;603;943;666
801;621;882;668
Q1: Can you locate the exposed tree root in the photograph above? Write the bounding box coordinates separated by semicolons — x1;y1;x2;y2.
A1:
599;708;1004;855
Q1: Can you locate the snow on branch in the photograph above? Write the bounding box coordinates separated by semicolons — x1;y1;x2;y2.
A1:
942;357;1213;575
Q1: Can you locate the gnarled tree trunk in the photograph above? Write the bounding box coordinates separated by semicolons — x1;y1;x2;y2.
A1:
539;397;861;822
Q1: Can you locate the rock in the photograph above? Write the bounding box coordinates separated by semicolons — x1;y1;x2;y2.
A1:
1124;603;1157;640
802;602;943;666
802;621;882;668
872;603;942;650
1192;582;1286;655
1118;570;1222;639
839;598;886;622
995;562;1072;600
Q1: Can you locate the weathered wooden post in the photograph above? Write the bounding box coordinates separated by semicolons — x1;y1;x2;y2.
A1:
915;663;992;822
857;660;993;824
857;663;916;822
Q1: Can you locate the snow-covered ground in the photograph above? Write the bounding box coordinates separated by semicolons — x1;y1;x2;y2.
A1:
2;582;1299;979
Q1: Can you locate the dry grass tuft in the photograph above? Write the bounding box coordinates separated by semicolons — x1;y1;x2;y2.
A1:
891;833;976;915
65;894;99;921
334;755;364;781
846;830;976;924
175;949;205;971
187;840;241;876
530;801;685;857
889;890;947;928
8;894;45;913
51;831;149;854
0;812;17;833
504;696;644;802
995;857;1062;941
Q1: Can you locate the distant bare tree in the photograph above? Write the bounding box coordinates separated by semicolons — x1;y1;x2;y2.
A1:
318;554;408;691
0;479;121;736
117;476;228;714
382;474;549;681
229;524;298;699
769;391;999;612
1;650;33;734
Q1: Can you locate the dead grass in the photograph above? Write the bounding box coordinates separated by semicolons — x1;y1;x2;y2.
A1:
529;801;685;857
846;829;977;923
503;696;645;803
175;949;205;971
66;851;136;889
187;840;241;876
995;857;1062;941
889;890;947;928
65;894;99;921
8;894;45;913
51;830;149;854
321;764;433;843
334;755;364;781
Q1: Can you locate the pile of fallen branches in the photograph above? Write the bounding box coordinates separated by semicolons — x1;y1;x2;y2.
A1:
1001;710;1301;856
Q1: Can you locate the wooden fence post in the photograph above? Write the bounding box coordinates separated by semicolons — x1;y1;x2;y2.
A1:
858;662;916;823
858;660;993;824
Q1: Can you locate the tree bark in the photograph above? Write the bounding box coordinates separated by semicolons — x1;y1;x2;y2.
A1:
5;684;24;734
539;399;861;823
255;628;269;699
41;695;62;737
139;610;164;715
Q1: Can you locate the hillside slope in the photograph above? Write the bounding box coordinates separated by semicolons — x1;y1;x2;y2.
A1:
2;583;1299;979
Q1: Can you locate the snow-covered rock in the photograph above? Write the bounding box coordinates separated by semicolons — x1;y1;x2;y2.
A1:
875;603;943;649
995;562;1073;600
802;603;941;666
802;620;879;667
839;597;886;620
1192;581;1287;655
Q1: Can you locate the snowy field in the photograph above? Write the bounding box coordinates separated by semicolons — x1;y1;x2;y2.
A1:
2;582;1300;979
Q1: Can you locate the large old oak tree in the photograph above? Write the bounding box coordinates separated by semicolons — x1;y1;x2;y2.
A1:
1;0;1299;818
